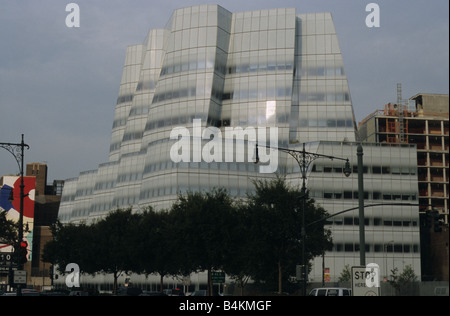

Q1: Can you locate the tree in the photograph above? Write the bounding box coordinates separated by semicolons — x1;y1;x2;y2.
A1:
244;175;333;294
222;200;254;296
43;208;142;295
389;265;418;296
42;221;97;275
170;189;239;296
0;210;17;247
92;208;142;295
338;264;351;283
133;207;179;292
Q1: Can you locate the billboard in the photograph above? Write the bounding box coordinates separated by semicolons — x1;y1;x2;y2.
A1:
0;176;35;262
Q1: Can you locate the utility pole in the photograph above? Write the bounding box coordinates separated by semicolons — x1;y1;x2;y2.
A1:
0;134;30;296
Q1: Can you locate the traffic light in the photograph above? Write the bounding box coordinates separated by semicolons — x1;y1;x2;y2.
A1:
433;210;443;233
15;241;28;265
20;241;28;264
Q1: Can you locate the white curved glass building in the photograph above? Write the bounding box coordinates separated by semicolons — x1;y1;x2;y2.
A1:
58;5;421;285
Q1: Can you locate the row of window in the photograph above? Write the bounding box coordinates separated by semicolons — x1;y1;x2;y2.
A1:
293;92;350;103
145;114;207;132
332;243;419;253
314;190;417;202
119;65;347;105
311;164;417;176
116;94;134;105
122;131;144;142
327;217;418;227
159;59;297;78
66;179;418;208
296;118;354;128
150;85;352;106
160;59;224;77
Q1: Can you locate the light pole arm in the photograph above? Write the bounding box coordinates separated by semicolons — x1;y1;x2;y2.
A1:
0;135;30;174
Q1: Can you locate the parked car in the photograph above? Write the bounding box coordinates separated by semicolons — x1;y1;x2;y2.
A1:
69;290;89;296
139;291;168;296
308;288;351;296
40;290;68;296
1;289;40;296
190;290;207;296
170;288;185;296
117;287;142;296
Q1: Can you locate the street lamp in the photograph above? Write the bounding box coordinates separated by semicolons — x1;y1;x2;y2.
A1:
357;144;366;266
0;134;30;296
255;142;351;296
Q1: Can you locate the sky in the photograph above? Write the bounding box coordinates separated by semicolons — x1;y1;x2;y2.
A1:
0;0;448;183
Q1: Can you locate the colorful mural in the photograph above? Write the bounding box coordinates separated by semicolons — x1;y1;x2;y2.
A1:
0;176;35;261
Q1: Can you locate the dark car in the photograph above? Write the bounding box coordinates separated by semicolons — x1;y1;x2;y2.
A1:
139;291;168;296
170;288;185;296
117;287;143;296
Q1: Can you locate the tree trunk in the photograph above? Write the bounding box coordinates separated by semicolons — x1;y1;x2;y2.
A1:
208;269;212;296
239;279;244;296
278;260;282;295
160;274;164;292
113;271;118;295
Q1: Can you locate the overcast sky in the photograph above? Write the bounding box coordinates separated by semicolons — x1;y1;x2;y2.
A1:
0;0;448;183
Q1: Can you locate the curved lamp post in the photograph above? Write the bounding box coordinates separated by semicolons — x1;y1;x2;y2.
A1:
0;134;30;296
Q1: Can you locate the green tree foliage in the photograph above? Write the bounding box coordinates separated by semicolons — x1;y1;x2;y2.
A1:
42;178;333;295
242;175;333;294
389;265;418;296
170;188;240;296
91;208;142;294
42;221;96;274
0;211;17;246
43;208;140;294
338;264;351;283
132;207;178;291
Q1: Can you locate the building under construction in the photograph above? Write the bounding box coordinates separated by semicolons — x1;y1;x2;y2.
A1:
359;92;449;281
359;93;449;214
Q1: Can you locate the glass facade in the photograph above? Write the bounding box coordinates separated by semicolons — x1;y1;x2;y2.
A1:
58;5;420;282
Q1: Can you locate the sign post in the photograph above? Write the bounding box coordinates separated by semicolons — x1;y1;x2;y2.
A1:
13;270;27;285
351;265;380;296
211;272;225;284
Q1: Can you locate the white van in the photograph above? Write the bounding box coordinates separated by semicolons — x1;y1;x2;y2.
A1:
308;288;351;296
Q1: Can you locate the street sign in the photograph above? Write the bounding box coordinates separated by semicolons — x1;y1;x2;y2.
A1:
0;252;14;264
211;272;225;283
0;252;15;272
351;266;380;296
13;270;27;284
295;265;305;281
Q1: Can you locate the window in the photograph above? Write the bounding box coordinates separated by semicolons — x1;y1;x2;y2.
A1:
327;289;339;296
317;289;327;296
344;217;353;225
